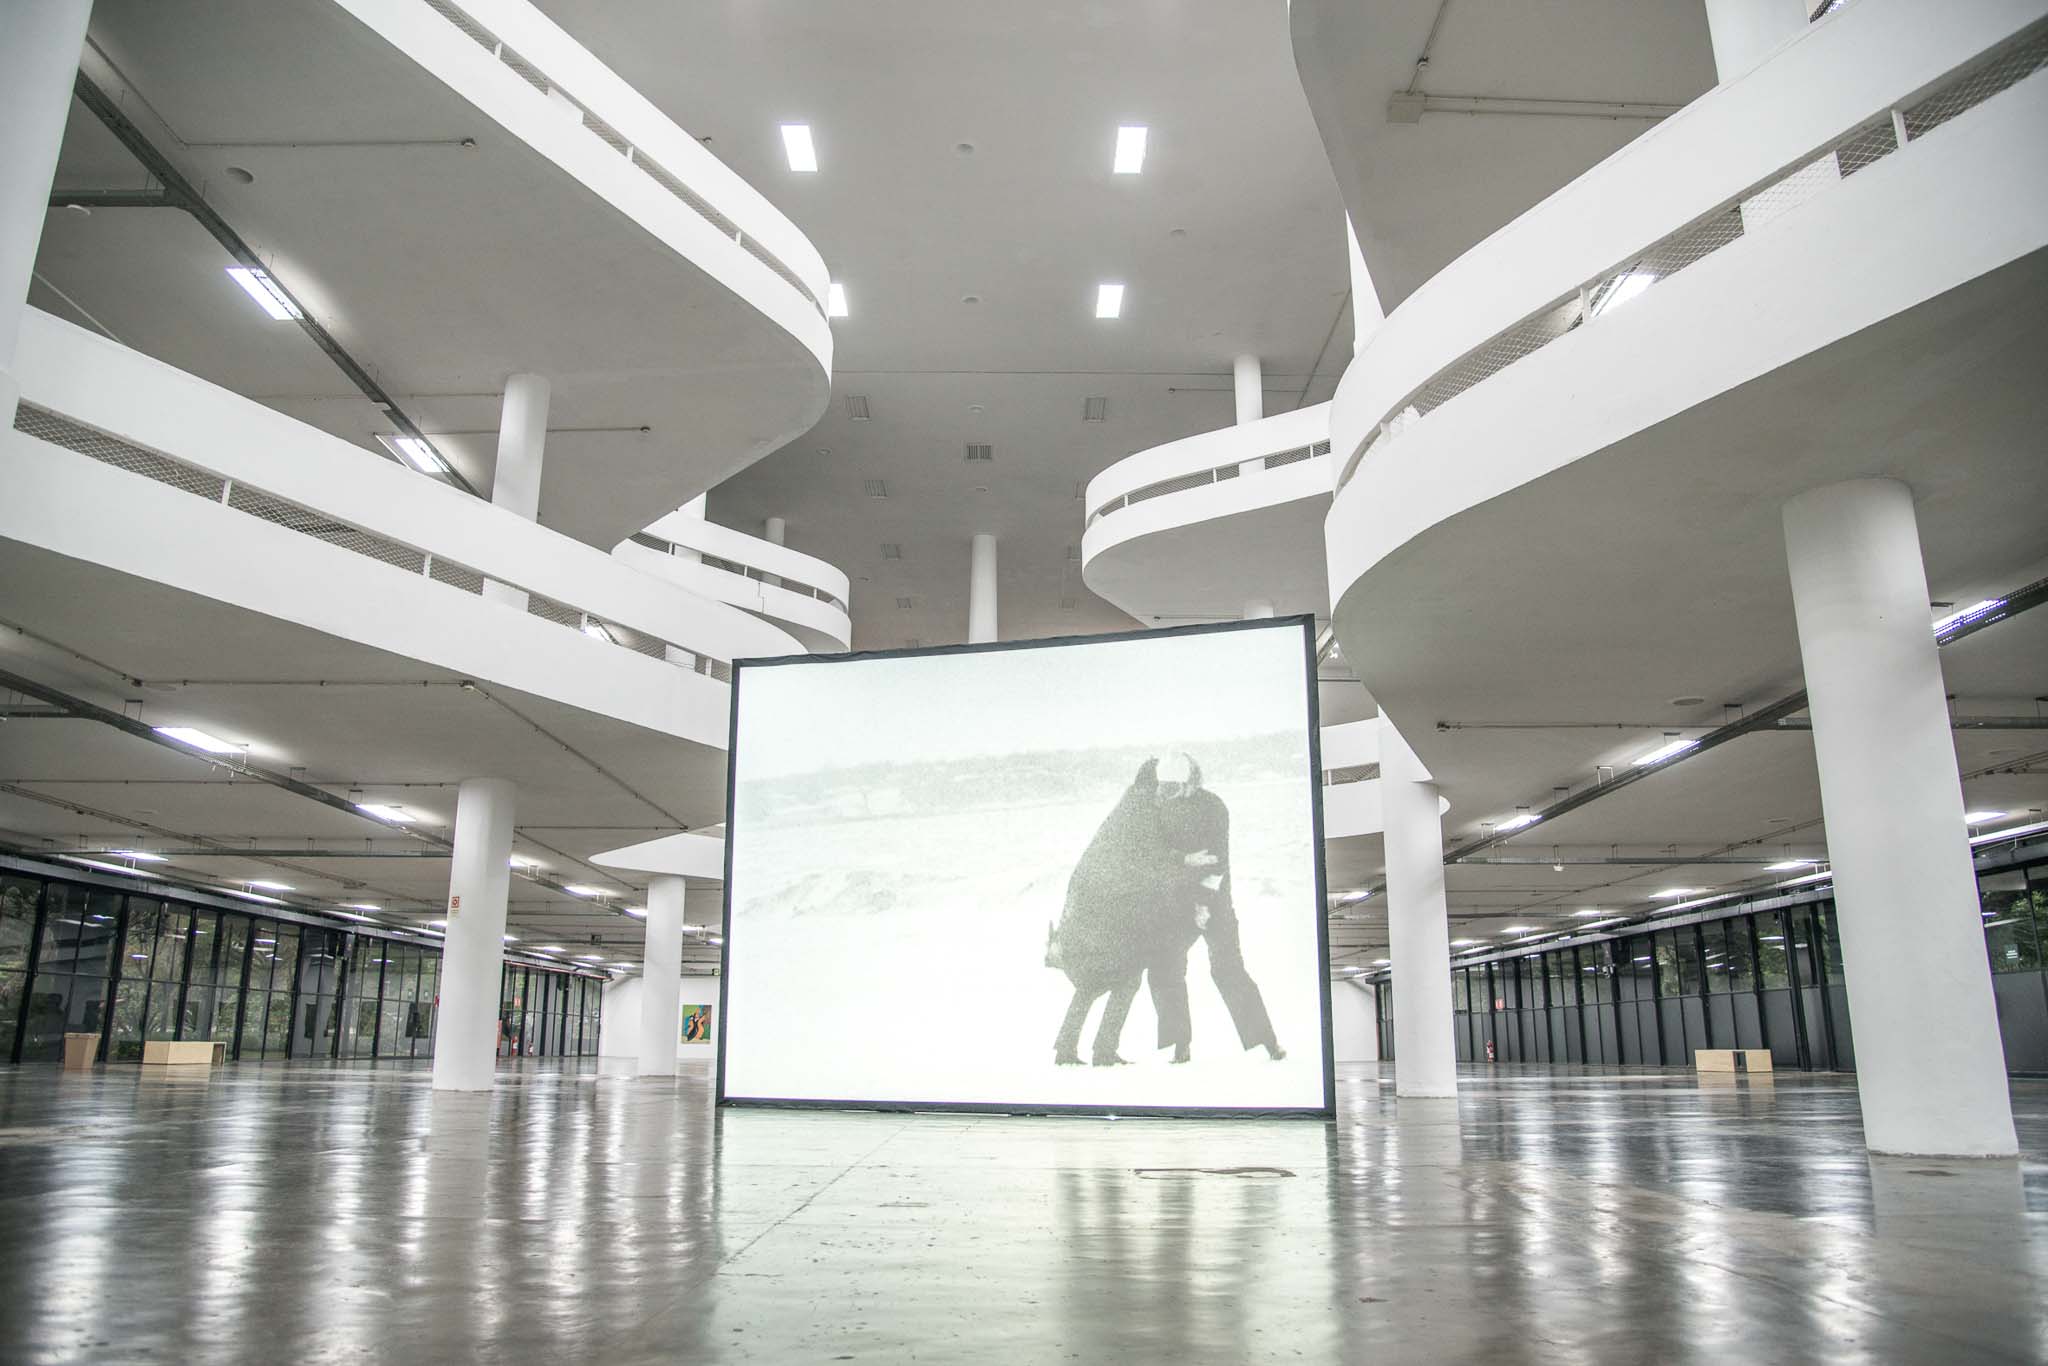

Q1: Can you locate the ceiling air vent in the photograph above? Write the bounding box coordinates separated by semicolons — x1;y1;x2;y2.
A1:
1061;597;1078;611
895;596;914;610
965;443;993;463
881;543;903;560
845;395;871;421
1082;396;1108;422
905;638;924;648
1066;545;1081;562
863;479;887;498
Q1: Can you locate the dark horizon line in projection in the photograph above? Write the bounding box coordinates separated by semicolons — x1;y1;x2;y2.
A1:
715;616;1334;1118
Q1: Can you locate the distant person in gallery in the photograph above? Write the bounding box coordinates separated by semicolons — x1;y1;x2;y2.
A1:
1146;753;1285;1064
1048;758;1174;1065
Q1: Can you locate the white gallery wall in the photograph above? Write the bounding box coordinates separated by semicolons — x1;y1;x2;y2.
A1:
599;973;720;1062
1330;980;1379;1062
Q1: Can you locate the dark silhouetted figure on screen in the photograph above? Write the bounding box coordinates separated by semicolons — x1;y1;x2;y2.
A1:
1048;758;1174;1066
1146;753;1284;1064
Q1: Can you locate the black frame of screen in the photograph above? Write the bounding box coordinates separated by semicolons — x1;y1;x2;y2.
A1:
714;614;1336;1118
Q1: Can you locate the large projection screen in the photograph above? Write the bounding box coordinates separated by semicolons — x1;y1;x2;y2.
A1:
717;617;1332;1116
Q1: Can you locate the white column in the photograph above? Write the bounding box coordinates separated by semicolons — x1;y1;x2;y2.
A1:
762;516;785;588
431;778;516;1092
0;0;93;429
1380;727;1457;1098
1232;355;1265;480
968;533;998;644
670;493;708;564
482;373;549;610
638;874;685;1077
1783;478;2016;1156
1702;0;1810;81
1243;599;1275;620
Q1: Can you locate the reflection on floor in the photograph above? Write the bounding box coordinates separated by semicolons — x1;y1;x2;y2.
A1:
0;1059;2043;1363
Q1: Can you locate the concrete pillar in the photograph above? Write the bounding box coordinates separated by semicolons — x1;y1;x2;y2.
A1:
0;0;94;429
968;533;998;644
1783;478;2016;1156
638;874;685;1077
762;516;785;588
1243;600;1276;620
1702;0;1811;81
482;373;549;610
1381;727;1457;1098
1232;355;1263;426
431;778;516;1092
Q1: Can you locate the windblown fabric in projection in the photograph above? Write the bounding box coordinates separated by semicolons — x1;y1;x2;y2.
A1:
719;618;1331;1114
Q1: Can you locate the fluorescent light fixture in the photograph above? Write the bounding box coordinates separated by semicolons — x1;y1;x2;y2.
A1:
154;725;241;754
252;938;276;946
331;910;380;923
779;123;817;173
58;855;158;879
1781;871;1834;887
1933;599;2004;634
510;857;543;871
373;433;448;474
827;282;849;318
248;879;293;891
1501;925;1537;934
535;945;565;952
1591;270;1655;318
108;849;168;863
1113;124;1148;174
1373;958;1391;967
581;618;615;644
355;802;416;823
564;884;606;897
503;934;519;943
1495;811;1540;833
1765;859;1817;871
225;266;302;320
427;919;448;928
1094;283;1124;319
226;889;285;905
1633;736;1700;767
1570;908;1607;917
1963;810;2008;824
573;953;604;962
1652;888;1701;898
1576;917;1626;930
623;906;647;918
1450;938;1480;946
340;903;380;912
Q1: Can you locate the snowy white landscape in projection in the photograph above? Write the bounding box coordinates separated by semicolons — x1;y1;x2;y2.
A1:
720;624;1329;1111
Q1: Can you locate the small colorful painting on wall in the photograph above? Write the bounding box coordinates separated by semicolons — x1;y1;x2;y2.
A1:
681;1003;713;1045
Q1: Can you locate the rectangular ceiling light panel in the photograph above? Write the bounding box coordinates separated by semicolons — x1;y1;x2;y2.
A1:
1094;283;1124;319
225;266;302;321
780;123;818;173
827;282;849;318
1113;125;1148;174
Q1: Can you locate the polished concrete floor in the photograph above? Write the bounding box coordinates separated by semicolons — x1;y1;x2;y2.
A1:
0;1060;2044;1364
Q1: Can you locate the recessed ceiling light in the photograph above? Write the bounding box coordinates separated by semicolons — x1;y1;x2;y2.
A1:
355;802;415;823
107;849;168;863
1113;124;1148;175
341;903;380;912
1571;908;1606;917
779;123;817;173
1634;736;1700;767
827;282;849;318
154;725;241;754
1652;888;1701;898
1094;283;1124;319
248;880;293;891
225;266;302;320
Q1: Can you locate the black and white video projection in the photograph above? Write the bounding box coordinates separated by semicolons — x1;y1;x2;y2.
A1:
717;617;1332;1115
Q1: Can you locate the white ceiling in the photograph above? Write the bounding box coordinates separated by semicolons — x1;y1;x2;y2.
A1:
529;0;1356;647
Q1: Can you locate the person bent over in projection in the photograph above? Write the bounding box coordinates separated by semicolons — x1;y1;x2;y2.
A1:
1145;753;1285;1064
1048;758;1175;1066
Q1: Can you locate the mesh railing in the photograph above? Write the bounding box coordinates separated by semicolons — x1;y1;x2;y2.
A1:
639;539;851;615
1324;763;1381;787
13;403;734;681
1336;20;2048;492
421;0;827;317
1087;438;1332;528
